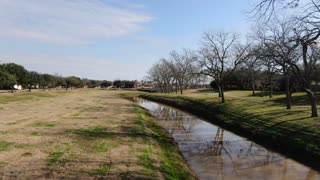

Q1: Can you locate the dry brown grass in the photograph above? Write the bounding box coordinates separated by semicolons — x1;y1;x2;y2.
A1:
0;89;193;179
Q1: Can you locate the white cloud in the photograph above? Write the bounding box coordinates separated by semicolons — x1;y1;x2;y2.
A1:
0;0;153;44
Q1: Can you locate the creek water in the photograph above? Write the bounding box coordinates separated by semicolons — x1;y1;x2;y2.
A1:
135;97;320;180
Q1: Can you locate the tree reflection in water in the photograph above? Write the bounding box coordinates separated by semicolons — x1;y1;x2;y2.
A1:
135;98;320;179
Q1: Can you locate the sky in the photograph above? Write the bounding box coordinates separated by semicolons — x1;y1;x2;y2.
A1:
0;0;253;80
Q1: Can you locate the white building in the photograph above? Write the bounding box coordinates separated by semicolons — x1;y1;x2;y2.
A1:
13;84;22;90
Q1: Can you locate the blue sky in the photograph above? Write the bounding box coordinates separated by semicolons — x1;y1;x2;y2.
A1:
0;0;253;80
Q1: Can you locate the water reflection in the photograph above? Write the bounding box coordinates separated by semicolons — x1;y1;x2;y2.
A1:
135;97;320;180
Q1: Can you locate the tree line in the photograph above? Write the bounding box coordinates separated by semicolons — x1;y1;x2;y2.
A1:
147;0;320;117
147;49;207;94
0;63;136;91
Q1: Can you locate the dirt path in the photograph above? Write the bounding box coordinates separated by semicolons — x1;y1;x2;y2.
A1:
0;90;168;179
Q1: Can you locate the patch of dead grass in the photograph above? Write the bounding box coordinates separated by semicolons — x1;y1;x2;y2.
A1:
0;90;193;179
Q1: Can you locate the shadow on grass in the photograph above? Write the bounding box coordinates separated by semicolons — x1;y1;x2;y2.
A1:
192;89;216;93
67;125;172;143
271;95;320;105
267;117;313;129
252;109;310;118
69;126;140;139
248;91;320;106
247;91;284;97
44;159;159;179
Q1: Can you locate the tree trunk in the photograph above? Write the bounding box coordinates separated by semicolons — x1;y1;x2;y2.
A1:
217;82;222;97
306;89;318;117
285;75;291;109
180;81;183;94
221;85;225;103
269;81;273;98
302;43;318;117
175;81;178;94
218;84;225;103
165;83;169;93
252;78;255;96
217;85;222;98
260;86;264;97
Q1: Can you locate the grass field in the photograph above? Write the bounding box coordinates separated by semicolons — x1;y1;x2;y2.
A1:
139;89;320;170
0;89;195;179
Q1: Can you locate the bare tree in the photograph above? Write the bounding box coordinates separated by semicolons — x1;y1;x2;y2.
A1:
148;59;174;93
263;57;279;98
198;31;251;103
243;44;264;96
253;0;320;116
291;27;320;116
147;63;164;92
254;18;300;109
189;67;208;89
252;0;300;21
313;68;320;95
169;49;197;94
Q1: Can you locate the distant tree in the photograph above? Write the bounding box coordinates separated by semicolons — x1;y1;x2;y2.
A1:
65;76;83;90
261;57;279;98
1;63;27;87
188;69;208;89
90;80;100;88
122;80;130;88
148;59;175;93
0;70;17;92
39;74;56;88
224;67;250;90
55;76;66;87
210;80;218;90
113;80;135;88
148;63;164;92
169;49;197;94
0;62;110;92
82;79;101;88
100;80;112;88
83;79;96;88
25;71;40;92
113;80;123;88
68;77;77;89
242;44;264;95
82;78;90;87
159;59;175;93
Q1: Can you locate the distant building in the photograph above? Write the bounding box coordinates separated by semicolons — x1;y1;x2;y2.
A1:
134;80;154;89
134;80;142;88
13;84;22;90
255;80;263;89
